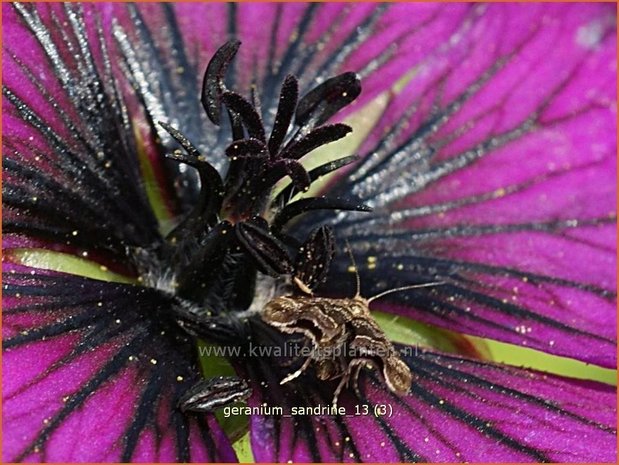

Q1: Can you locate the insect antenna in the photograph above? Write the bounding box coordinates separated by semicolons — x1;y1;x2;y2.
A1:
367;281;444;304
344;240;443;301
343;239;361;297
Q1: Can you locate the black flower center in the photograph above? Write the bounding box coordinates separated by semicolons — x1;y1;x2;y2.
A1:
135;40;371;334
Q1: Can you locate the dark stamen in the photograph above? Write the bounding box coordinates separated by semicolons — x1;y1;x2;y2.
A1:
272;196;372;232
295;72;361;129
175;220;232;300
202;39;241;125
222;91;266;142
268;74;299;155
235;221;293;276
225;138;268;159
293;225;335;292
281;123;352;160
276;154;360;202
159;121;224;235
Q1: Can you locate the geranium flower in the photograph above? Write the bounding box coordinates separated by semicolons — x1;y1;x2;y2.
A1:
2;2;616;463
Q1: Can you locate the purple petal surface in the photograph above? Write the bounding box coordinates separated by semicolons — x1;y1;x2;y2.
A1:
95;3;478;215
247;348;616;462
3;3;162;258
315;3;617;367
2;264;236;462
3;3;617;463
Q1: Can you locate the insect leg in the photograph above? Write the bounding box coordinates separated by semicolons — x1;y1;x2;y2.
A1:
349;358;376;399
351;360;365;399
331;368;352;409
280;354;314;385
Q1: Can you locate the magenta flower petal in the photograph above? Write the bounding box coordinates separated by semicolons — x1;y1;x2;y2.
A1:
247;348;616;462
2;264;236;462
104;3;476;216
3;3;616;463
313;2;616;367
3;3;163;258
168;3;471;108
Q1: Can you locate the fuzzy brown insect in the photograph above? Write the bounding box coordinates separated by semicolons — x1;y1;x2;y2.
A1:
262;246;441;407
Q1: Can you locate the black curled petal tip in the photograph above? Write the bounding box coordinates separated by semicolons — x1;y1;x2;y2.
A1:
282;123;352;160
222;91;266;142
295;72;361;128
294;225;335;292
179;376;252;413
202;39;241;125
272;196;372;232
235;221;294;276
268;74;299;156
225;138;268;159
